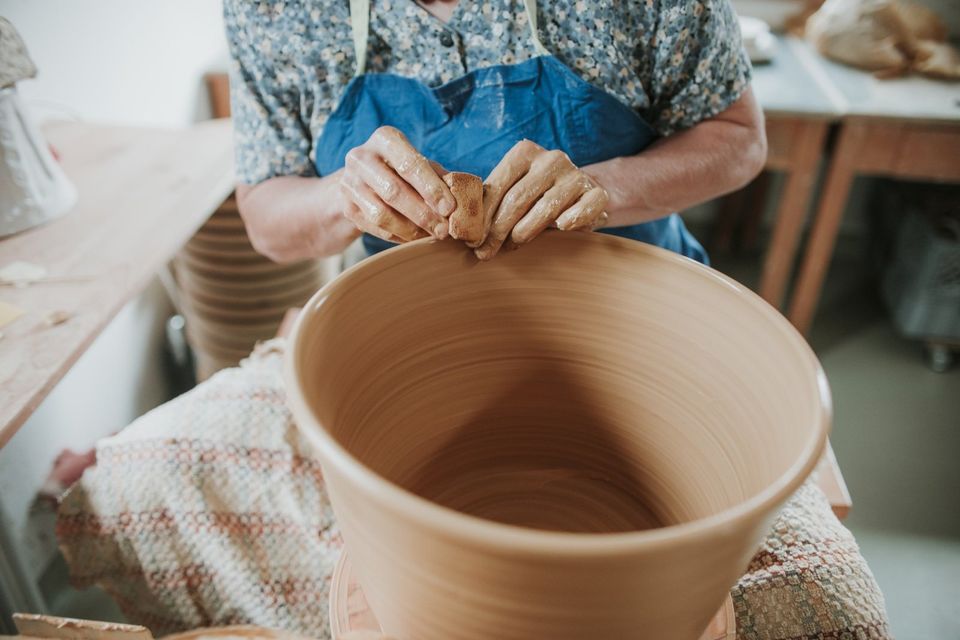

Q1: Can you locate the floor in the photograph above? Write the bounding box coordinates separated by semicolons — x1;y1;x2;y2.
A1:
711;233;960;640
45;227;960;639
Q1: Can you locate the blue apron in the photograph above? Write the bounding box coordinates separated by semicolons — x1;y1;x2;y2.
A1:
313;0;707;264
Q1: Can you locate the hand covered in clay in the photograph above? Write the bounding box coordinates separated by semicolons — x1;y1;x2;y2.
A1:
340;126;457;243
475;140;609;260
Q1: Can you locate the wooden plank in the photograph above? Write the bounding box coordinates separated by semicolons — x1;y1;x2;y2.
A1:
739;171;773;252
847;121;960;180
816;442;853;520
0;121;234;448
759;119;829;308
205;72;231;119
787;120;867;334
12;614;152;639
851;121;905;174
892;125;960;181
764;117;806;170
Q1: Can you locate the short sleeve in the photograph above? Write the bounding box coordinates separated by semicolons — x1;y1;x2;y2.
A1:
223;0;315;185
644;0;751;135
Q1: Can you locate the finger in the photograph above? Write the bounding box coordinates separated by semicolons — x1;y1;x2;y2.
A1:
370;126;457;217
341;175;427;242
555;187;609;231
477;150;568;259
341;198;406;244
581;210;608;231
481;139;542;234
568;210;608;233
443;172;485;246
352;151;448;239
510;173;587;244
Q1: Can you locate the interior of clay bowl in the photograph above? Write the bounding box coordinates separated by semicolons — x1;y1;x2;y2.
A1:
291;232;829;535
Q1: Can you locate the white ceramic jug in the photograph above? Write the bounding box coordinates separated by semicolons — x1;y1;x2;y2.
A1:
0;87;76;237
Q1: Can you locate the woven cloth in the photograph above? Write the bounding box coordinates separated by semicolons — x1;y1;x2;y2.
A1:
58;340;891;639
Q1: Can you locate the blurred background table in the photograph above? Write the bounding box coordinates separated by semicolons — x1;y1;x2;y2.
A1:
748;36;845;311
737;36;960;335
785;49;960;333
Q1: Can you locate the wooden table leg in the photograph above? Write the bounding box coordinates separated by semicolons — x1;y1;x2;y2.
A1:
787;122;867;334
710;187;749;254
739;171;773;253
759;121;829;309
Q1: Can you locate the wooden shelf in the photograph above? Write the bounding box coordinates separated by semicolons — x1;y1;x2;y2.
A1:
0;120;235;448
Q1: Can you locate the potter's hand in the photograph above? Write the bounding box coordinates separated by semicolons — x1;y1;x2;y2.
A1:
340;126;457;243
475;140;608;260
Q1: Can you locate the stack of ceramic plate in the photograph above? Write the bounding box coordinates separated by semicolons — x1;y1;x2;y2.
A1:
163;625;315;639
174;196;334;380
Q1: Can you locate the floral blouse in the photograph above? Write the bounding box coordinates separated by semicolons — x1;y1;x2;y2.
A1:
224;0;751;184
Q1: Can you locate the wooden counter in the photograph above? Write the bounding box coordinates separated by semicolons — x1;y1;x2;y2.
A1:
0;120;234;448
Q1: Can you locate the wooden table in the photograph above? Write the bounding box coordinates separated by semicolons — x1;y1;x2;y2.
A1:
749;37;845;309
785;52;960;334
0;120;234;449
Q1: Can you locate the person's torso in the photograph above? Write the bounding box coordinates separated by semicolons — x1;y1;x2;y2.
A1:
225;0;662;153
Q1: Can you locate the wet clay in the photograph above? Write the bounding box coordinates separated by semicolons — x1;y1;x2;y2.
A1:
442;172;485;247
286;232;830;640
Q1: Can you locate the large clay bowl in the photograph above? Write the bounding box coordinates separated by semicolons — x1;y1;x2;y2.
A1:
286;232;830;640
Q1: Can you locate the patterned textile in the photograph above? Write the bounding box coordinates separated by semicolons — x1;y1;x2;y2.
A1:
731;483;891;640
224;0;751;184
58;340;890;639
58;342;341;636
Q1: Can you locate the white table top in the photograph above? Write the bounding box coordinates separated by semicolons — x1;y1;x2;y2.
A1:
753;36;960;124
0;121;234;449
751;36;845;118
807;42;960;123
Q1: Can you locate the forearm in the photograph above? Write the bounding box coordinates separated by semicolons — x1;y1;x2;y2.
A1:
235;172;360;263
584;92;767;227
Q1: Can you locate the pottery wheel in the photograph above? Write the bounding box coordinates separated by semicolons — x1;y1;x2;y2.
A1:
329;552;736;640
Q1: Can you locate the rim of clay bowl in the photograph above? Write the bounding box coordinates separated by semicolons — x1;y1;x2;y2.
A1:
285;233;831;556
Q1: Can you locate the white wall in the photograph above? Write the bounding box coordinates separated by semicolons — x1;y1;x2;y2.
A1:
2;0;229;126
0;0;229;611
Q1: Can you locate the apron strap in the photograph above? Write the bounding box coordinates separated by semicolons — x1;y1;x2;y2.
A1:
522;0;550;56
349;0;548;76
350;0;370;77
